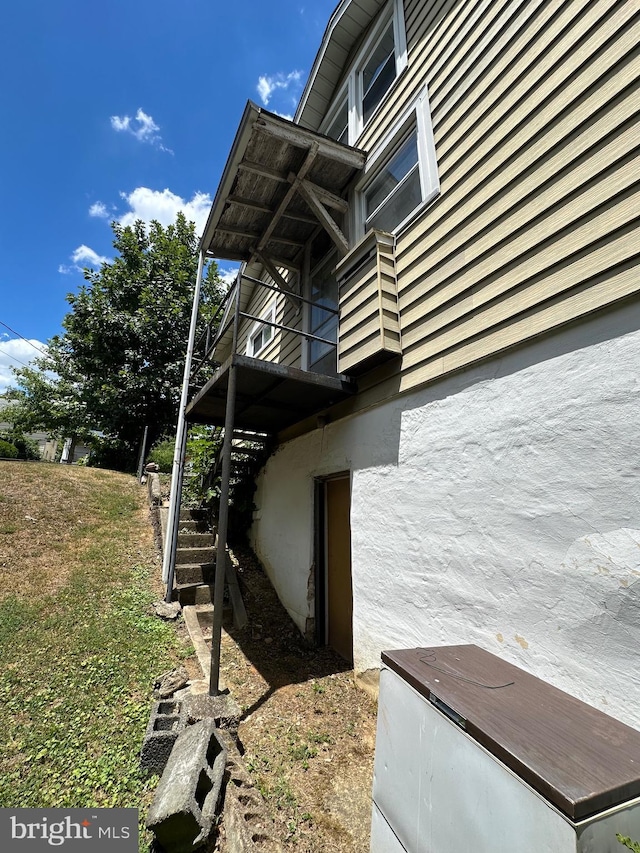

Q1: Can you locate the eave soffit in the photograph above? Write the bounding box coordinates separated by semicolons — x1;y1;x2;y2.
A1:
295;0;389;132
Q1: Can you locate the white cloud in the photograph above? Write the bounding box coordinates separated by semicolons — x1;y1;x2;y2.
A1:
59;245;109;274
89;201;110;219
257;70;303;107
110;108;173;153
118;187;212;236
72;245;109;267
0;337;47;395
218;265;239;286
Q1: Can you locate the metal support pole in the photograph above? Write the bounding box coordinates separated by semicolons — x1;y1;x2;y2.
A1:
137;425;149;482
162;251;206;597
209;274;241;696
163;426;188;601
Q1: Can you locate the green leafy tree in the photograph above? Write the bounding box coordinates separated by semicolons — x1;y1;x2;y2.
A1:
618;836;640;853
6;213;223;470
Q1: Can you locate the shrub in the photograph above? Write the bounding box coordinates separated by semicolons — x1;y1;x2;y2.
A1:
0;432;40;461
183;425;223;506
11;435;40;460
147;437;175;474
86;435;136;472
0;440;19;459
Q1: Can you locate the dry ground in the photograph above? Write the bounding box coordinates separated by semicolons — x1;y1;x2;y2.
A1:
0;460;158;597
0;461;377;851
215;548;378;852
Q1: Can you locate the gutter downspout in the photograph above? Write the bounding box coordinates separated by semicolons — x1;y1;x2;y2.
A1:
163;250;206;599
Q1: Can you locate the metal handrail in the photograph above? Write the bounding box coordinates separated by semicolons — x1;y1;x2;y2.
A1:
191;271;339;381
239;311;338;347
240;273;339;315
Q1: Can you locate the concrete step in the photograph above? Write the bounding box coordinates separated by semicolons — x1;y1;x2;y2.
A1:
177;519;211;534
175;546;216;566
179;508;209;522
177;532;215;549
175;582;215;606
175;562;216;586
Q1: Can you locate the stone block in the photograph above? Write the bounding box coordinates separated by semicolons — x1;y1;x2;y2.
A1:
183;693;242;738
146;719;227;853
147;472;162;506
139;699;186;777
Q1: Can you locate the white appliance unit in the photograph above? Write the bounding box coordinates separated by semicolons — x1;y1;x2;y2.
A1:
371;645;640;853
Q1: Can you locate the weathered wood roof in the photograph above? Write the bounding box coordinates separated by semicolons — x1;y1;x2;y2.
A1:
200;101;366;267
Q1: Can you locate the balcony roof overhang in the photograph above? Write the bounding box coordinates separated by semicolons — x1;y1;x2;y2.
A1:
200;101;366;267
185;353;356;434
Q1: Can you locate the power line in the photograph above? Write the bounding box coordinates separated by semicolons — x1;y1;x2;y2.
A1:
0;320;49;357
0;347;53;382
0;346;33;370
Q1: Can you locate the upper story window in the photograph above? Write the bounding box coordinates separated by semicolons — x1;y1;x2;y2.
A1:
355;86;440;238
364;130;420;232
325;95;349;145
361;21;396;125
321;0;407;145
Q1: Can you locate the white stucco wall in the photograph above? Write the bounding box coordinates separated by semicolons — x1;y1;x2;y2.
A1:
250;303;640;727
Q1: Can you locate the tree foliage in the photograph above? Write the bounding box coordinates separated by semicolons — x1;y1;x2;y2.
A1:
6;214;223;470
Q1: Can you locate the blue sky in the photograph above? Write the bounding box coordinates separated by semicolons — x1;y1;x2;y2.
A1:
0;0;337;392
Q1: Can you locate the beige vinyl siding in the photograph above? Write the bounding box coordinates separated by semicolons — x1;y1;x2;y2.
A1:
276;297;304;368
342;0;640;395
337;231;401;373
236;279;303;368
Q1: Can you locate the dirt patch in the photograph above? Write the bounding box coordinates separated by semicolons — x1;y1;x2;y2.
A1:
213;547;378;852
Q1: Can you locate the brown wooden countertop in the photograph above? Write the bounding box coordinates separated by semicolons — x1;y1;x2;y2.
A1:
381;645;640;821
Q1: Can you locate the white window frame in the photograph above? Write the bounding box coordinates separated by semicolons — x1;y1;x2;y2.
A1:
323;85;349;145
246;302;276;358
301;248;340;372
353;86;439;241
319;0;407;145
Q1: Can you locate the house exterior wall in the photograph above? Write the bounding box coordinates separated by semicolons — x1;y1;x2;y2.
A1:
250;300;640;728
390;0;640;395
238;277;302;368
233;0;640;404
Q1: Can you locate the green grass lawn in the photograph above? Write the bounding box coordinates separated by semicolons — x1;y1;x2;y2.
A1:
0;462;190;848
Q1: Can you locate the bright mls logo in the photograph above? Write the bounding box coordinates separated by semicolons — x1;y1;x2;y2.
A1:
0;809;138;851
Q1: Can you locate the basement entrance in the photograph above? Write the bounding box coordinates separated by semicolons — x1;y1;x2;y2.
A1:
316;474;353;664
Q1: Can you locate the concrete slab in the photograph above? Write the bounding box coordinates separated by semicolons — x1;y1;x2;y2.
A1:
182;605;218;691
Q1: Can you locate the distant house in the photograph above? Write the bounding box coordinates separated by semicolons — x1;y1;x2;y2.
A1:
0;424;58;461
0;399;88;462
182;0;640;726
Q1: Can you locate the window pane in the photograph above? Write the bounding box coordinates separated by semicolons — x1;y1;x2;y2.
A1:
308;259;338;375
326;100;349;144
362;24;395;123
367;165;421;232
365;133;418;219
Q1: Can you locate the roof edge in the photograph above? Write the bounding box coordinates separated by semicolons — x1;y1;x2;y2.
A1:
294;0;385;129
200;100;262;255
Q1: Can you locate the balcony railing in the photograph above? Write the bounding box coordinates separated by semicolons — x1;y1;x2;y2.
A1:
190;272;339;384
